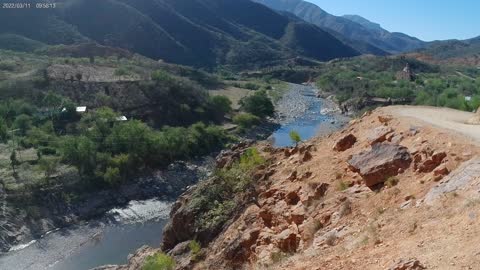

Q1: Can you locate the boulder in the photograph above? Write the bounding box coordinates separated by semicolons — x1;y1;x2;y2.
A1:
417;151;447;173
302;151;313;162
275;229;299;252
368;126;394;145
333;134;357;152
348;144;412;187
388;258;426;270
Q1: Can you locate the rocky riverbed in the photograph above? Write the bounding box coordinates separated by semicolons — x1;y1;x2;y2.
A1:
271;83;349;147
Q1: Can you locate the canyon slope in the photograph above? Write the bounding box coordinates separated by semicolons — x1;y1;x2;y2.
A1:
253;0;426;54
0;0;358;68
106;105;480;269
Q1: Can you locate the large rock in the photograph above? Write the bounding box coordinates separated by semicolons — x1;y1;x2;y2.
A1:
368;126;393;145
348;144;412;187
388;258;426;270
275;229;299;252
333;134;357;152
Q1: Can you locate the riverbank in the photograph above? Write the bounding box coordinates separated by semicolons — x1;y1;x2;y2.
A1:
0;158;214;254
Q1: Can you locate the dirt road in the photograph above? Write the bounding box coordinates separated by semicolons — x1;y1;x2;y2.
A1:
385;106;480;143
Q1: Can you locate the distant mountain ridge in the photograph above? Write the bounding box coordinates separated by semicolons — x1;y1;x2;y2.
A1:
252;0;426;54
0;0;359;69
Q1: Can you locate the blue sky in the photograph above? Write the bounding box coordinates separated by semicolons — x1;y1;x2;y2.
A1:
309;0;479;41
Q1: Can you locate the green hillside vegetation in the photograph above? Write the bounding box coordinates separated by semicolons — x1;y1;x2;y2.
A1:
0;0;358;69
315;56;480;111
0;47;282;199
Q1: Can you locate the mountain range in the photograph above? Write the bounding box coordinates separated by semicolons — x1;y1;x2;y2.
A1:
252;0;426;54
0;0;359;69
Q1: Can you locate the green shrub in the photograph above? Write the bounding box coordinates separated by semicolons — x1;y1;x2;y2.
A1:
151;70;174;83
189;240;201;260
142;252;175;270
38;146;57;155
13;114;32;135
244;82;261;90
103;167;121;186
239;90;274;117
209;95;232;116
289;130;301;146
0;118;7;142
233;113;260;129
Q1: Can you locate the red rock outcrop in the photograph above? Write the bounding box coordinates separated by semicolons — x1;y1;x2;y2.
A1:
348;143;412;187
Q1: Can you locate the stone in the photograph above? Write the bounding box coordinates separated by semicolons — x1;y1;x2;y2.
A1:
378;115;393;124
285;191;301;205
290;205;306;225
368;126;394;145
388;258;426;270
275;229;299;253
425;158;480;205
433;164;449;177
333;134;357;152
287;171;298;181
302;151;313;162
348;144;412;188
417;151;447;173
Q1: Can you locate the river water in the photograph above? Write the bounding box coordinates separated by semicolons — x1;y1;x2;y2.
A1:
271;84;349;147
0;84;348;270
0;200;172;270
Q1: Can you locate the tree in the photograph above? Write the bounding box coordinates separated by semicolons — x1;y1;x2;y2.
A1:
0;118;7;142
233;113;260;129
239;90;274;118
13;114;32;136
209;95;232;118
61;136;97;179
10;150;20;175
289;130;302;146
38;157;58;184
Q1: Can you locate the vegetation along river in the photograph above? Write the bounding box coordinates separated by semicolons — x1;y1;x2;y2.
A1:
0;83;348;270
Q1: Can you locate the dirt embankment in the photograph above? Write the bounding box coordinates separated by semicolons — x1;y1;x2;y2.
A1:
106;106;480;270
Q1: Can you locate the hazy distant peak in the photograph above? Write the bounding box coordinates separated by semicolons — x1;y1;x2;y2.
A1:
342;14;383;32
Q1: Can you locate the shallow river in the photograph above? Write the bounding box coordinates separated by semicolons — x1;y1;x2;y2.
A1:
272;84;349;147
0;200;171;270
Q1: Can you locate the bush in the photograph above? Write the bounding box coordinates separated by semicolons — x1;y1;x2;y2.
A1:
13;114;32;135
189;240;201;260
289;130;301;146
151;70;174;83
233;113;260;129
209;95;232;116
0;118;7;142
239;90;274;118
142;252;175;270
38;146;57;155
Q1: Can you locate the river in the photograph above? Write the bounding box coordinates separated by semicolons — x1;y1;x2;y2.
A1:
0;200;172;270
0;84;348;270
271;83;349;147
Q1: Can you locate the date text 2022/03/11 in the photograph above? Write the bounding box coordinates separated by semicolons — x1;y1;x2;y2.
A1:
1;2;57;9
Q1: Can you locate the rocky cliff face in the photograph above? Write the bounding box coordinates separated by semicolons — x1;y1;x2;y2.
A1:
107;107;480;269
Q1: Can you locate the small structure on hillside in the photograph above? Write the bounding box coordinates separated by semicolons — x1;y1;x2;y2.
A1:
396;63;415;81
76;106;87;113
116;116;128;121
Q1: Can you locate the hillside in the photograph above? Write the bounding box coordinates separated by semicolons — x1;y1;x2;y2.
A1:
408;36;480;66
253;0;426;54
0;0;359;69
104;106;480;269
